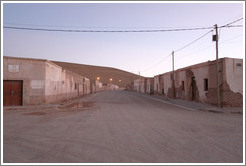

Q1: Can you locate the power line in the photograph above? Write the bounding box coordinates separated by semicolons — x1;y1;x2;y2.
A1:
141;17;243;75
220;17;243;28
142;54;171;72
174;30;213;53
3;26;214;33
173;17;243;54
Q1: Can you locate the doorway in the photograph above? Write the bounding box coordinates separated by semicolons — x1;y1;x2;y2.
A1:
191;77;196;101
3;80;23;106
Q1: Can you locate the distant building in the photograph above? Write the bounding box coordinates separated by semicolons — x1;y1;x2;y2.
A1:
134;78;145;93
3;56;90;106
145;77;154;95
154;58;243;107
90;79;104;93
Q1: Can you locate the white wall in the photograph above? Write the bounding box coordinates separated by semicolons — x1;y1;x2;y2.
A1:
225;58;243;95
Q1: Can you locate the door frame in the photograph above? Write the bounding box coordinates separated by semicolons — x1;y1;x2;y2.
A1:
3;80;23;106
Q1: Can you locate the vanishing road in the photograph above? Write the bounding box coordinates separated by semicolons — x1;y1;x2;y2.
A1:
3;90;243;163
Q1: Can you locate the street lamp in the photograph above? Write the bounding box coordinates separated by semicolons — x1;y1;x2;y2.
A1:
97;77;100;81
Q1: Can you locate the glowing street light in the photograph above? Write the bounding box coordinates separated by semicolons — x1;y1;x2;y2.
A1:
110;78;113;82
97;77;100;80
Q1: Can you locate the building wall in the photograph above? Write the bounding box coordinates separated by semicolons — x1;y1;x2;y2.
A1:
3;56;90;105
224;58;243;94
222;58;243;107
163;73;172;97
134;78;145;93
154;76;159;94
153;58;243;107
45;61;90;104
146;78;154;94
90;79;104;93
3;57;46;105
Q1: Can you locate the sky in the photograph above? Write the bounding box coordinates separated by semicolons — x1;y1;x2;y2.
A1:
2;2;244;77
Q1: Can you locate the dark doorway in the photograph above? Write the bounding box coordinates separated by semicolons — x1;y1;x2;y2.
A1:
3;80;23;106
162;83;164;94
191;77;196;101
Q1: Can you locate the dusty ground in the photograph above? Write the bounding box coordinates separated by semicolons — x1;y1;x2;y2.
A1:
3;90;243;163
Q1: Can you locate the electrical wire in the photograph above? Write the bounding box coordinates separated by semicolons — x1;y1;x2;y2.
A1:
219;17;243;28
141;17;243;74
3;26;214;33
174;30;213;53
173;17;243;54
142;54;171;72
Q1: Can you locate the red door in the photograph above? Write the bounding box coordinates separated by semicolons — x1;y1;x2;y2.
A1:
3;80;23;106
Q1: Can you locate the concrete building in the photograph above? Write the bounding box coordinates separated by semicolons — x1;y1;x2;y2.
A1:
145;77;154;95
3;56;90;106
154;58;243;107
90;79;104;93
134;78;145;93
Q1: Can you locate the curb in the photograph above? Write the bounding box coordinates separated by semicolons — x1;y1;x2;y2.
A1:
136;92;243;114
3;104;58;111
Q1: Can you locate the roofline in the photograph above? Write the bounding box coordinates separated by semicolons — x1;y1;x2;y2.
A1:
3;56;90;80
155;57;243;77
3;56;48;62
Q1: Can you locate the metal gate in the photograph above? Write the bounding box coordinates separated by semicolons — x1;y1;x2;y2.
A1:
3;80;23;106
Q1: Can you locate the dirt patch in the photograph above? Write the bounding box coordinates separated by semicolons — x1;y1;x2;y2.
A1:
62;101;94;109
207;109;222;113
82;102;93;107
22;112;46;116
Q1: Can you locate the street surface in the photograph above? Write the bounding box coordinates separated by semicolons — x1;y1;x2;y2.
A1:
3;90;243;163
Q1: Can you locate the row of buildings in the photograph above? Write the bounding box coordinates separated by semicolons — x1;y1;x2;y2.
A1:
134;57;243;107
3;56;117;106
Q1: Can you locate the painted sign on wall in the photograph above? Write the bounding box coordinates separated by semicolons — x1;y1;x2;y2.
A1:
8;65;19;72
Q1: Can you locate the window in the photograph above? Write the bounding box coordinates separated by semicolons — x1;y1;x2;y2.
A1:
182;81;185;90
236;63;242;67
204;79;208;91
75;83;77;90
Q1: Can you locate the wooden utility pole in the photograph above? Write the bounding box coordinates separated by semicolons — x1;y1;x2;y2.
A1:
172;51;175;98
214;24;220;107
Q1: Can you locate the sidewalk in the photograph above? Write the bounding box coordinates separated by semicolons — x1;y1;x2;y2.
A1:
3;103;59;111
144;94;243;114
3;92;100;111
3;96;84;111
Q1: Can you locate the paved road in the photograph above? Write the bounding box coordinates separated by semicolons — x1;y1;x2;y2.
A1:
3;90;243;163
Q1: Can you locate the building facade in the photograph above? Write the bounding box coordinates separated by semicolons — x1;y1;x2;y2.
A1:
3;56;90;106
153;58;243;107
145;77;154;95
134;78;145;93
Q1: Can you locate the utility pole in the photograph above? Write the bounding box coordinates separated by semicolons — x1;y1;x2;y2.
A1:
172;51;175;98
214;24;220;107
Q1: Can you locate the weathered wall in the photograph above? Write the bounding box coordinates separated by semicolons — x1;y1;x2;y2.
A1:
146;78;154;94
154;76;159;94
3;57;46;105
133;78;145;93
162;72;172;97
3;56;91;105
222;58;243;107
224;58;243;94
45;61;90;104
153;58;243;107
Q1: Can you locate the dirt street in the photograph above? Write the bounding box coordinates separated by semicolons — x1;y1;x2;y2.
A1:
3;90;243;163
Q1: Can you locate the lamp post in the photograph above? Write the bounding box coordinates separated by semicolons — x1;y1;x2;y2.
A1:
96;77;100;92
109;78;113;89
119;79;121;88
